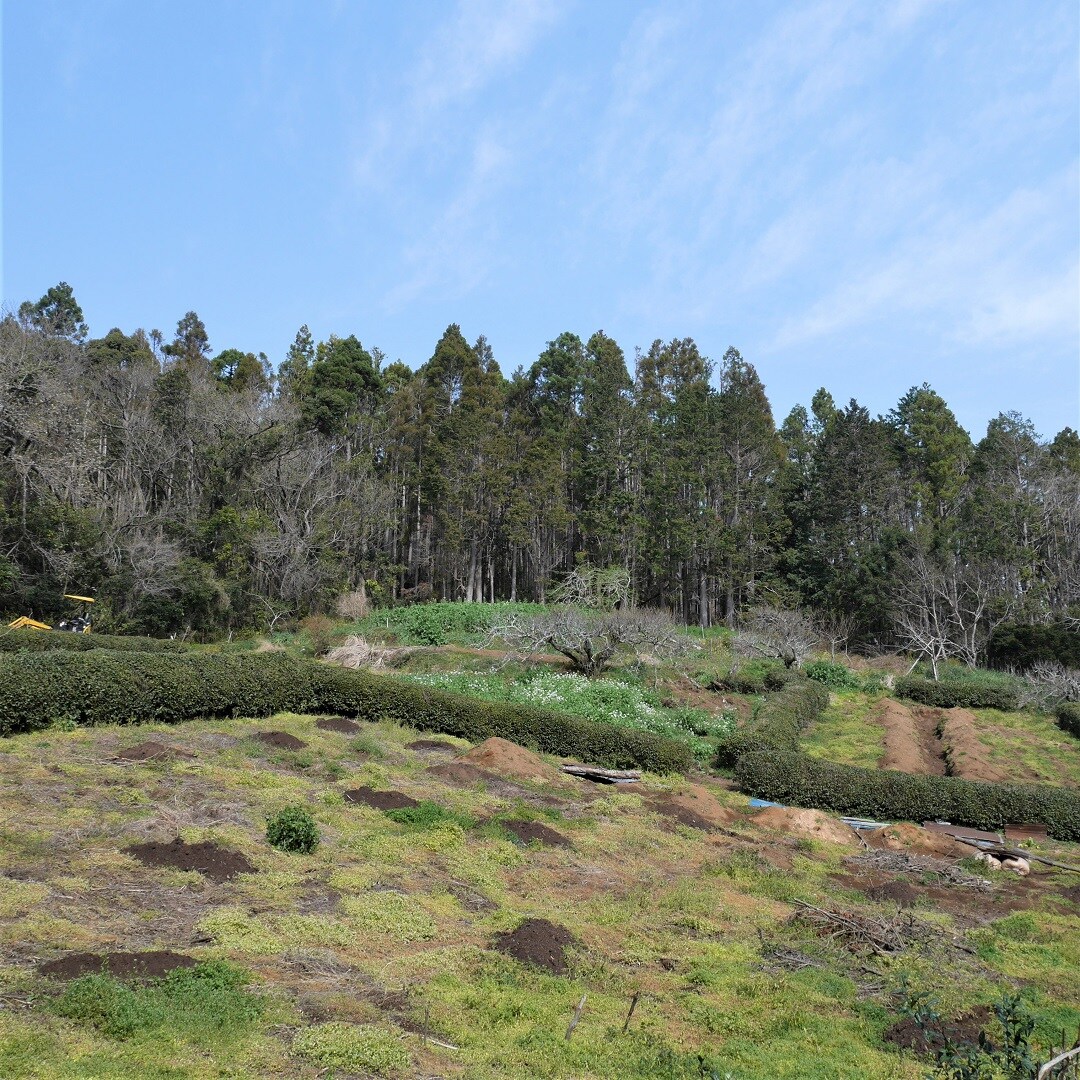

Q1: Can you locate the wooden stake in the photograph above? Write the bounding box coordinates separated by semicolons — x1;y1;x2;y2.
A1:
564;994;587;1041
621;991;641;1034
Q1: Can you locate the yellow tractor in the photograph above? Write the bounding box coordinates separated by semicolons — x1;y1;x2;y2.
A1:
7;594;95;633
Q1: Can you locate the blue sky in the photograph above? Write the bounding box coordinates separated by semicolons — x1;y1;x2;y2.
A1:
3;0;1078;437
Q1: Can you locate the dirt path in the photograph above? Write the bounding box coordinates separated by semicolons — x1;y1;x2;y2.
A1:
878;699;947;776
937;708;1010;783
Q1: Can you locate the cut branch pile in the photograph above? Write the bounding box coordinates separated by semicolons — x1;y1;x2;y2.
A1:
789;900;939;956
847;850;993;890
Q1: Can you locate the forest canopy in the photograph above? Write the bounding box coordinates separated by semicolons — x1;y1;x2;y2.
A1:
2;283;1077;654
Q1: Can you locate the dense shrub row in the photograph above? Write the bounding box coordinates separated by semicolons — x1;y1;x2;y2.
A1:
0;650;691;774
1057;702;1080;739
894;675;1019;711
716;680;830;766
0;629;186;654
735;750;1080;842
988;621;1080;672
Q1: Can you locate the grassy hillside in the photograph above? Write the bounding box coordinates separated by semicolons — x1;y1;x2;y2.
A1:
1;702;1078;1079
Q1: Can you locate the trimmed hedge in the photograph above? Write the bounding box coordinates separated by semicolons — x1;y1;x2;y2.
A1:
716;680;830;766
0;651;691;774
0;629;186;654
735;750;1080;842
894;675;1019;711
1057;702;1080;739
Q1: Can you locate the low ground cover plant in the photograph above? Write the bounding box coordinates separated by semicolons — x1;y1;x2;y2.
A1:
50;960;262;1041
353;601;548;646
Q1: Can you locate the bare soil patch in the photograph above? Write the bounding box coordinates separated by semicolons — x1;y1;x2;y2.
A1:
460;737;567;785
493;918;576;975
125;838;254;883
884;1005;994;1055
657;785;738;829
253;731;307;751
937;708;1009;783
865;823;969;859
877;699;946;775
316;717;360;734
649;795;723;831
500;819;571;848
343;786;419;811
38;950;196;981
866;880;920;908
115;741;193;763
427;761;501;787
407;739;458;753
753;806;859;846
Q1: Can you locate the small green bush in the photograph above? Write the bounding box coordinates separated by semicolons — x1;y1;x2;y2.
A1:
734;750;1080;841
0;629;185;654
1056;702;1080;738
710;659;793;695
895;674;1019;711
803;659;861;691
266;805;320;853
716;680;830;766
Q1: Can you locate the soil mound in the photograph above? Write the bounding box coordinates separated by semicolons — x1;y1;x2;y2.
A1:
493;918;576;974
316;717;359;734
427;761;498;787
665;785;738;828
126;838;254;883
753;807;859;846
649;794;721;831
343;786;419;811
937;708;1009;783
254;731;307;750
459;738;565;785
884;1006;993;1054
866;880;920;908
500;820;571;848
865;823;969;859
116;741;191;763
38;950;196;981
407;739;458;753
877;700;944;775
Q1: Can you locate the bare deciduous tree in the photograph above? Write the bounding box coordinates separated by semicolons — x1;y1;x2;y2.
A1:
733;604;818;669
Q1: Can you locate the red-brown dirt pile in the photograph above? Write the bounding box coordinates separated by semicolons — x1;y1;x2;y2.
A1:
115;741;192;762
865;823;969;858
877;699;946;775
752;806;860;846
937;708;1009;783
459;738;566;784
253;731;307;751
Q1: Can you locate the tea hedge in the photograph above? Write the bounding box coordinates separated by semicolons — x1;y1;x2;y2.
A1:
716;680;829;766
0;629;186;654
894;675;1019;711
735;750;1080;842
1057;702;1080;739
0;650;691;774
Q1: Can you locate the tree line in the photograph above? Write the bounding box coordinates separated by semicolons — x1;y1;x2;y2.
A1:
2;281;1077;658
